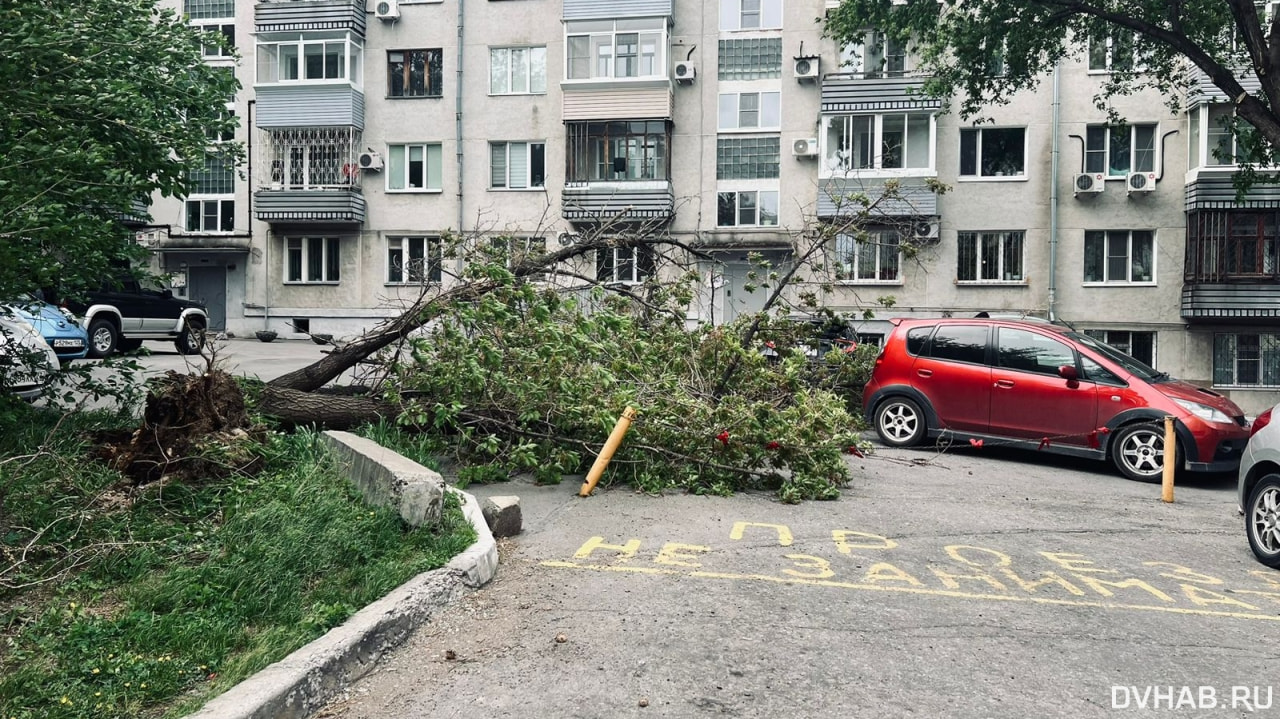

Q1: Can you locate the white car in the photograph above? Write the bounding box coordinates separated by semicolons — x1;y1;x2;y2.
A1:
1240;403;1280;568
0;315;60;401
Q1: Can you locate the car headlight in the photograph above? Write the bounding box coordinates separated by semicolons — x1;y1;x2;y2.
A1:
1172;398;1232;424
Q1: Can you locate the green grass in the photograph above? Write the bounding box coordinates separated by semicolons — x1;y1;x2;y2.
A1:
0;407;477;719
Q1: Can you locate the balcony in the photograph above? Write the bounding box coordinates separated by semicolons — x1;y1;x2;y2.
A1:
1182;283;1280;323
254;0;365;34
562;84;673;122
256;85;365;130
562;182;674;223
821;73;941;114
254;189;365;225
157;233;253;253
1185;170;1280;210
1185;64;1260;107
817;178;938;219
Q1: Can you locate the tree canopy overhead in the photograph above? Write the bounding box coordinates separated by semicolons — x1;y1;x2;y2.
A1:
824;0;1280;161
0;0;240;299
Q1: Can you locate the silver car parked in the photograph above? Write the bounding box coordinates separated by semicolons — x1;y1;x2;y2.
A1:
1240;403;1280;568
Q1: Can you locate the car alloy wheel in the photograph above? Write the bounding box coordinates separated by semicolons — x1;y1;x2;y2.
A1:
1247;475;1280;568
874;397;925;447
1112;423;1166;482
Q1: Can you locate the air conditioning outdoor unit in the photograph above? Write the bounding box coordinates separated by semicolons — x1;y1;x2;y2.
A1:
1074;172;1104;195
673;61;697;84
794;56;820;82
358;151;383;171
911;220;940;242
375;0;400;21
1127;171;1156;193
792;137;819;158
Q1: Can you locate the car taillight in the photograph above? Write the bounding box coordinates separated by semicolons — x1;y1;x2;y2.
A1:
1251;407;1273;437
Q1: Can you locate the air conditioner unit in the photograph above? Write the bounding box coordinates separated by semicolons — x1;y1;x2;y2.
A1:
358;151;383;171
1127;171;1156;193
794;56;820;82
1074;172;1104;195
792;137;819;158
375;0;400;21
673;61;696;84
911;220;940;242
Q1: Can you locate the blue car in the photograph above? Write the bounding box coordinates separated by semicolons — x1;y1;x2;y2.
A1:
4;295;89;363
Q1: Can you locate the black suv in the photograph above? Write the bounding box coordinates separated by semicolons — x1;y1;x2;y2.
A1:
63;277;209;358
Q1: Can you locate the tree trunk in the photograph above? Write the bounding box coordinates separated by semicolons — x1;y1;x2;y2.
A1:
258;385;399;429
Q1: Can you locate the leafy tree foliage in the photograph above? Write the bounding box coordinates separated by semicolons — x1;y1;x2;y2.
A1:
824;0;1280;163
0;0;240;299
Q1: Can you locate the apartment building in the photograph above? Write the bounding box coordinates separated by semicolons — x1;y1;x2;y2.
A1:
146;0;1279;413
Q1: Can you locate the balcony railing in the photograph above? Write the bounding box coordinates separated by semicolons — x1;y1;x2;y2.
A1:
254;188;365;225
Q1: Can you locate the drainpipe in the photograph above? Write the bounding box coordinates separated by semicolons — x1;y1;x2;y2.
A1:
456;0;465;233
1048;58;1061;322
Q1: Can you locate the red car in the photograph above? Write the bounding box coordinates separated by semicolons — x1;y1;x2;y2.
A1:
862;317;1251;482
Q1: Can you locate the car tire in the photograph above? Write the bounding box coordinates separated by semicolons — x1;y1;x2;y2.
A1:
116;338;143;353
1247;474;1280;568
175;318;206;355
87;319;118;358
1110;422;1172;483
874;396;927;447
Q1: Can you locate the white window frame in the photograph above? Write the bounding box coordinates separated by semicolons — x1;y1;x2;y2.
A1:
490;141;546;190
716;188;779;227
958;127;1027;179
1083;230;1156;285
821;113;936;177
193;20;235;61
957;231;1025;283
1083;329;1157;368
386;143;444;192
185;197;234;233
839;31;910;77
285;237;341;284
564;19;668;81
597;245;650;286
490;46;548;95
492;236;549;282
386;236;443;285
255;33;364;88
719;0;783;31
1087;31;1142;73
834;231;902;284
1085;124;1158;177
717;91;781;131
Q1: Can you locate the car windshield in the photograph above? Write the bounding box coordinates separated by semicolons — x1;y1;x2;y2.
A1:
1068;332;1165;381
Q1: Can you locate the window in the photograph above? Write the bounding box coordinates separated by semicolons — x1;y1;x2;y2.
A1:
996;328;1076;376
959;128;1025;177
1084;230;1154;283
388;49;443;97
717;190;779;226
823;113;933;174
387;236;443;284
926;325;988;364
190;154;234;195
597;245;654;285
387;143;443;191
184;0;234;20
1088;31;1135;72
1185;211;1280;282
840;32;910;77
1191;104;1260;168
718;92;781;131
567;121;669;182
490;142;546;189
195;22;234;59
1085;124;1156;176
1083;330;1156;368
490;46;547;94
719;0;782;31
491;236;548;281
266;127;356;190
286;237;341;283
718;38;783;80
716;137;780;180
1214;333;1280;387
834;231;901;282
256;35;363;86
565;19;666;80
957;231;1024;282
186;199;234;233
905;326;934;356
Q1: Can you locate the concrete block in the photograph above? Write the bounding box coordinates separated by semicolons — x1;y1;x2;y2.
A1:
481;495;523;538
320;431;444;527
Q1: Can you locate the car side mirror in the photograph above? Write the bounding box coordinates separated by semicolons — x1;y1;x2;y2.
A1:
1058;364;1080;387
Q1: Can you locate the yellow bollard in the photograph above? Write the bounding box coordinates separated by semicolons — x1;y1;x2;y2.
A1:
1162;416;1176;503
579;406;638;497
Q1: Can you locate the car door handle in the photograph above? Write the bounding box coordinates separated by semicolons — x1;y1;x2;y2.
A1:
916;369;933;377
994;379;1015;388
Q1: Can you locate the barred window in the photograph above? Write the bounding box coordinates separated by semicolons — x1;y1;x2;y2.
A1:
716;137;780;180
718;38;782;80
184;0;233;20
1214;333;1280;387
189;154;234;195
957;231;1024;282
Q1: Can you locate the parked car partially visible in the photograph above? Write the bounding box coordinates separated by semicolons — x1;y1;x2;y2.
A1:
0;315;60;401
1239;403;1280;568
760;315;860;362
60;275;208;358
4;294;88;363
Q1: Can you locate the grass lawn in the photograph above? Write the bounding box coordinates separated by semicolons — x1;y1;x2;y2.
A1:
0;407;476;719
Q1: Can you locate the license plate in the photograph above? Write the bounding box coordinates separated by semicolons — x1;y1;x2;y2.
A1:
52;339;84;348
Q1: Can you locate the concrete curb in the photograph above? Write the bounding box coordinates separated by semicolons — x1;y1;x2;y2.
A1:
184;472;497;719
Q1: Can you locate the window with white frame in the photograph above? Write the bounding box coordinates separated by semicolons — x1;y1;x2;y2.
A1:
718;92;781;131
596;245;653;285
1189;104;1258;168
387;143;443;191
490;142;546;189
822;113;933;174
719;0;782;31
186;198;234;233
1214;333;1280;387
184;0;233;20
840;32;910;77
1084;230;1154;283
565;19;667;81
1085;124;1156;176
387;236;443;284
717;190;779;227
490;46;547;94
959;127;1025;178
194;21;234;59
491;236;548;281
957;231;1024;282
185;154;234;232
256;34;363;87
1083;329;1156;368
835;231;901;282
1088;31;1136;72
388;49;443;97
286;237;340;283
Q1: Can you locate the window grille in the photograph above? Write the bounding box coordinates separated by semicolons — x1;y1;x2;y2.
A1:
263;127;361;190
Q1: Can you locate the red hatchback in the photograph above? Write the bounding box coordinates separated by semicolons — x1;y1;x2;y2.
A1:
862;317;1251;481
